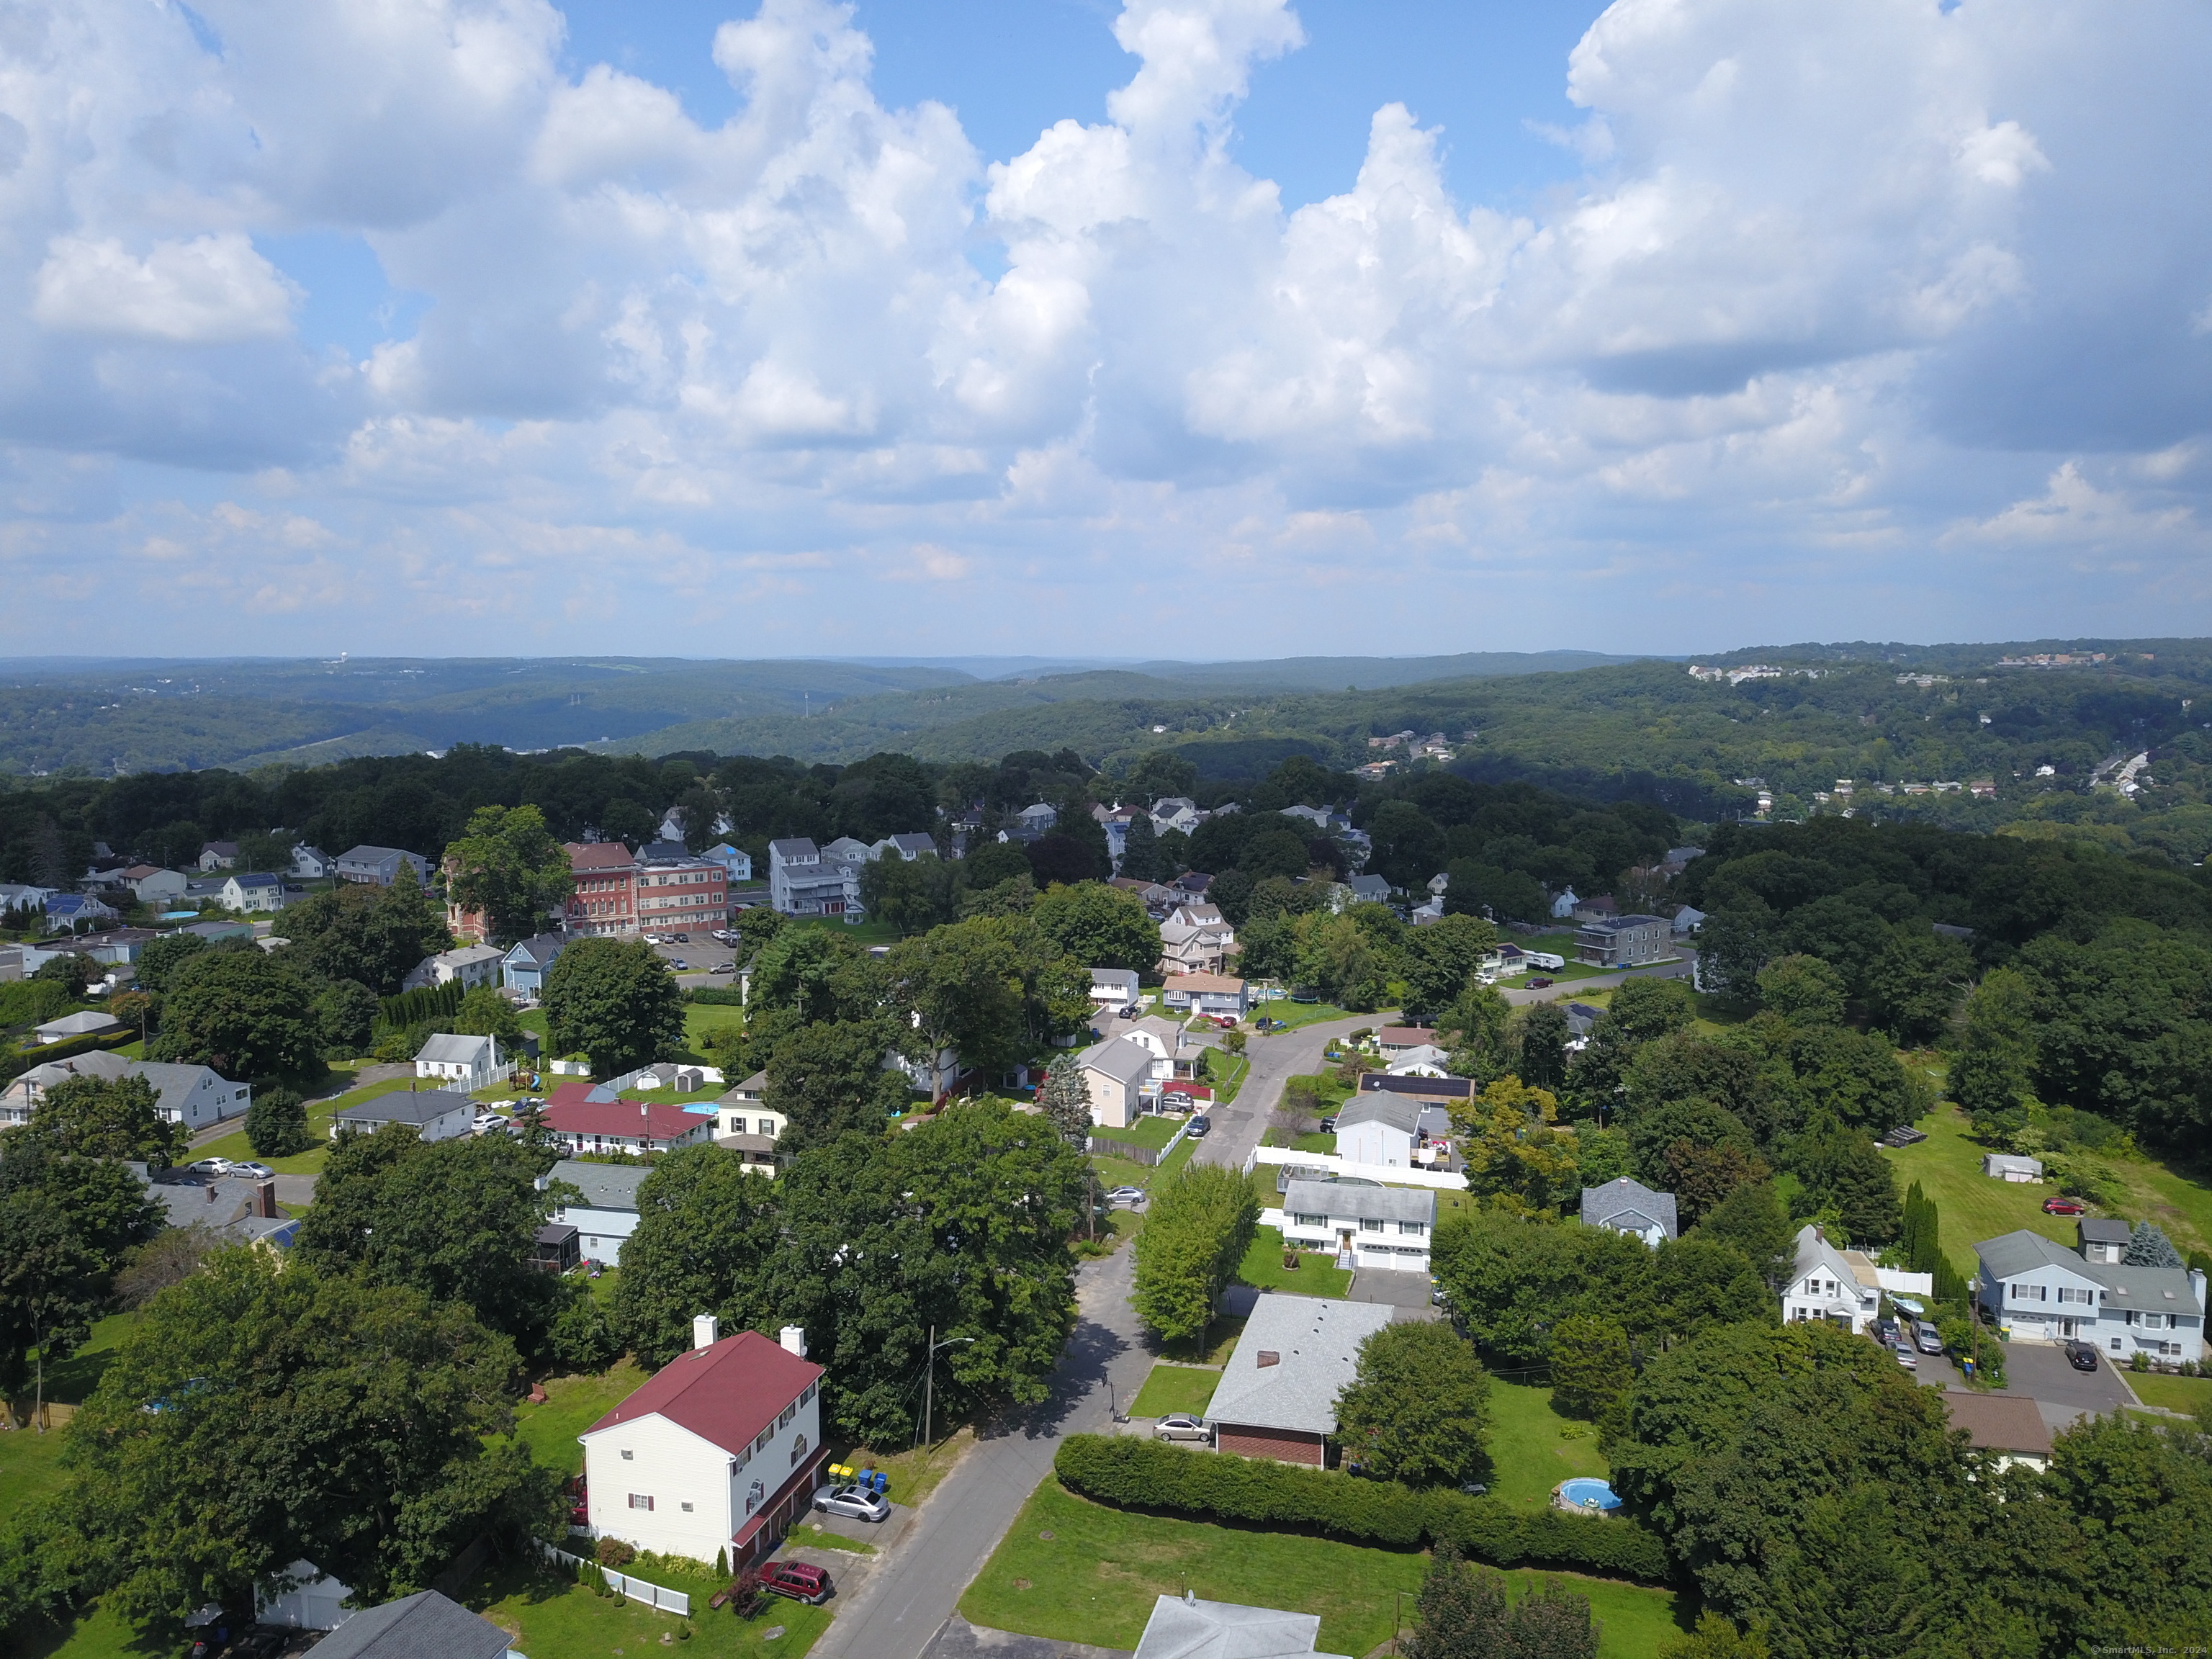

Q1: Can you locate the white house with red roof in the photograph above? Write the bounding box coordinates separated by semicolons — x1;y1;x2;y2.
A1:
580;1317;827;1568
541;1082;715;1156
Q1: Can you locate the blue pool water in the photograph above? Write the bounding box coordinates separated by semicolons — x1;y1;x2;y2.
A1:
1559;1478;1622;1511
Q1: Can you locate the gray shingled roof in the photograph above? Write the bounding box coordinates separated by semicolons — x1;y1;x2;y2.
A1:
334;1089;472;1128
1080;1035;1154;1088
1580;1177;1678;1238
1332;1094;1420;1136
1206;1294;1395;1437
2079;1218;2131;1244
415;1033;494;1066
1282;1179;1436;1227
548;1159;652;1211
305;1589;511;1659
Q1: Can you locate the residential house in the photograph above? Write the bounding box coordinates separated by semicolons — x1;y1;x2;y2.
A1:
1572;894;1621;922
1331;1094;1449;1169
1982;1154;2044;1183
287;1589;514;1659
2;1051;248;1131
0;881;57;917
256;1560;357;1632
819;835;873;866
767;837;861;918
1974;1228;2207;1364
179;918;253;943
1111;876;1182;918
580;1320;828;1569
1282;804;1350;835
135;1163;296;1249
1159;971;1248;1019
1357;1072;1475;1107
334;845;430;886
1340;874;1392;908
714;1072;789;1143
634;840;733;932
1573;914;1672;968
289;844;334;880
331;1088;475;1143
45;892;119;930
403;942;505;994
1670;905;1707;937
1941;1393;2054;1475
1205;1293;1395;1464
541;1084;716;1156
122;866;189;907
1078;1036;1155;1130
1089;966;1141;1018
1549;887;1581;920
2079;1218;2131;1264
1660;846;1704;876
699;842;754;885
198;840;240;871
1100;1015;1199;1084
1017;801;1059;834
1150;796;1202;836
1132;1594;1351;1659
1377;1026;1437;1057
51;927;158;968
1580;1177;1678;1246
1384;1045;1450;1076
1174;871;1215;899
542;1159;653;1263
414;1033;503;1091
869;832;938;861
1092;804;1137;864
33;1010;125;1046
501;932;567;998
1279;1179;1436;1273
1158;906;1236;977
1782;1224;1882;1335
222;871;287;912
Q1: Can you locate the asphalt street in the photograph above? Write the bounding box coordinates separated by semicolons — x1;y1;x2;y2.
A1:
1188;1012;1381;1175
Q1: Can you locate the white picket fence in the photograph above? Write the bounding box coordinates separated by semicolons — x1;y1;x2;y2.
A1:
1244;1144;1467;1190
543;1542;692;1616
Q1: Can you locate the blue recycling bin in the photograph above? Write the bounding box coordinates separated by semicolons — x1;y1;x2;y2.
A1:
869;1470;888;1496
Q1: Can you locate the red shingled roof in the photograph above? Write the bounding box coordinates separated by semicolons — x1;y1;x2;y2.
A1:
585;1331;822;1456
567;841;637;871
543;1092;706;1142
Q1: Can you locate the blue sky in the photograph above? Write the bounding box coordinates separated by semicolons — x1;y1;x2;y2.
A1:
1;0;2208;659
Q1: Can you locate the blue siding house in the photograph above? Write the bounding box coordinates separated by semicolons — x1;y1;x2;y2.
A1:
502;932;567;998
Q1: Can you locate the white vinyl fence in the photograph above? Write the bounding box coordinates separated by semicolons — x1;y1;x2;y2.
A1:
542;1543;692;1617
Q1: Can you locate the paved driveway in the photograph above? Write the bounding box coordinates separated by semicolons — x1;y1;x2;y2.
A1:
1995;1339;2136;1431
1349;1271;1442;1321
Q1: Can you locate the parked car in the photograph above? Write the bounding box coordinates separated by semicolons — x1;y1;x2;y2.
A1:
1893;1344;1917;1370
1528;976;1554;989
1154;1413;1209;1441
1317;1115;1337;1133
1186;1115;1211;1138
668;958;689;970
1874;1318;1900;1347
187;1157;234;1177
814;1484;891;1522
1106;1185;1146;1205
673;932;690;943
2043;1196;2089;1215
1914;1321;1944;1354
760;1562;832;1604
710;961;736;974
2064;1339;2100;1372
230;1160;276;1179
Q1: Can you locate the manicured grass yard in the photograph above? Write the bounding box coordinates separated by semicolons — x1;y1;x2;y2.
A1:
513;1359;649;1475
31;1308;143;1413
190;1071;421;1174
1884;1105;2212;1274
684;1004;745;1053
1484;1380;1610;1511
1208;1053;1250;1105
961;1480;1685;1658
2127;1371;2212;1415
462;1554;832;1659
1101;1115;1184;1152
1290;1131;1337;1154
837;1423;976;1511
1236;1226;1351;1298
1251;1000;1355;1033
0;1417;73;1514
1130;1363;1221;1418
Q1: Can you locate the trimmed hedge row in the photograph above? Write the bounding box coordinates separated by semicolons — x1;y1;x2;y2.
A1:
1052;1434;1673;1584
377;977;467;1028
1;1026;138;1086
686;987;746;1006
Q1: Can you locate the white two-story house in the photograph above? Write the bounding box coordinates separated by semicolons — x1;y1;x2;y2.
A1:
1275;1179;1435;1274
1782;1224;1881;1335
580;1320;828;1570
1976;1228;2207;1365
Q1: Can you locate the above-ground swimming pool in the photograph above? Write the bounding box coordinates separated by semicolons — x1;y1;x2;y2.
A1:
1557;1478;1622;1511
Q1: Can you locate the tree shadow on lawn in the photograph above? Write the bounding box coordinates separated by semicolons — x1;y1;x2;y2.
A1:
976;1305;1137;1446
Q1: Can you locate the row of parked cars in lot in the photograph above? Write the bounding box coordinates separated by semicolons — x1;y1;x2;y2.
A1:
1876;1313;2098;1375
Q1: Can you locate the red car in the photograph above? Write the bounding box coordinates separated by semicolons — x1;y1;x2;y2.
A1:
1528;976;1554;989
2042;1197;2088;1215
565;1476;588;1527
760;1561;832;1604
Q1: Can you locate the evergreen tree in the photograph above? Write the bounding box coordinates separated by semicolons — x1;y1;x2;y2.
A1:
2124;1220;2185;1269
1036;1051;1094;1147
243;1087;313;1158
1404;1541;1507;1659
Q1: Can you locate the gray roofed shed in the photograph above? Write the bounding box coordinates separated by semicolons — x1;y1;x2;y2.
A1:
1331;1094;1419;1136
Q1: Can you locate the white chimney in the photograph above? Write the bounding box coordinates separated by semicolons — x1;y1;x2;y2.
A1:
693;1313;719;1351
779;1325;807;1359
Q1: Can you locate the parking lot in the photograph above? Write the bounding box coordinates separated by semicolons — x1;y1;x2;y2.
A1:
642;927;741;988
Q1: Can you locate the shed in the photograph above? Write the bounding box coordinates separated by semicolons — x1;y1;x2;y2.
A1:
531;1223;580;1274
1982;1154;2044;1183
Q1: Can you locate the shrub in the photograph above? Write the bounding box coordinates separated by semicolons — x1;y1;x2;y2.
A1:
1051;1435;1672;1583
244;1087;313;1157
595;1537;637;1569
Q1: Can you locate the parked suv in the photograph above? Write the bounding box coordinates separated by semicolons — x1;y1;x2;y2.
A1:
760;1561;832;1604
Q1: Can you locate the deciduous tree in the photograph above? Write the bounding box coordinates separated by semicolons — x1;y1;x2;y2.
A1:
1132;1164;1257;1349
542;936;683;1077
1549;1313;1634;1423
150;948;324;1080
1031;880;1160;974
1334;1321;1491;1487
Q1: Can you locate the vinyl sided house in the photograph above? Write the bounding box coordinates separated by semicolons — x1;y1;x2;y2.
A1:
1078;1036;1156;1130
1089;966;1141;1019
331;1089;475;1143
1780;1223;1935;1336
403;943;505;993
1205;1294;1395;1465
580;1319;828;1570
335;846;431;886
1331;1093;1450;1169
542;1159;652;1264
714;1072;790;1143
1277;1179;1436;1273
1;1051;250;1132
1572;914;1673;968
541;1085;716;1156
767;838;861;918
1975;1228;2208;1364
1160;971;1248;1019
413;1033;503;1092
1580;1177;1678;1246
501;932;567;997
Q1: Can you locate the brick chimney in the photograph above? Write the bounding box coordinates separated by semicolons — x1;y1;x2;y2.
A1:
255;1178;277;1219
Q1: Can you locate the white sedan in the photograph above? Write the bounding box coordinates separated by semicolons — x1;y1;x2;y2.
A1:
1153;1413;1209;1442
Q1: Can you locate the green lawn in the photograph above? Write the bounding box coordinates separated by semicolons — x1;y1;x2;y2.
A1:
189;1073;422;1174
1130;1363;1221;1417
462;1554;831;1659
1154;1133;1200;1180
1090;1151;1154;1191
1290;1131;1337;1155
2127;1371;2212;1415
30;1308;143;1413
1102;1115;1184;1152
1236;1226;1351;1298
961;1480;1684;1658
1208;1053;1250;1105
0;1417;73;1514
1883;1105;2212;1274
1485;1380;1610;1511
513;1359;649;1476
1251;1000;1356;1033
685;1004;745;1053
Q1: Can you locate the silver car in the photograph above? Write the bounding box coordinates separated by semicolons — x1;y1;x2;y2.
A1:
814;1484;891;1522
1153;1413;1209;1442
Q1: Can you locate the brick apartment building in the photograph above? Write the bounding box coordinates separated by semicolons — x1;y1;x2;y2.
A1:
564;841;728;937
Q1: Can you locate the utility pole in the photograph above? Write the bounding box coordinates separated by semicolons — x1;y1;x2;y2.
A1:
920;1326;976;1450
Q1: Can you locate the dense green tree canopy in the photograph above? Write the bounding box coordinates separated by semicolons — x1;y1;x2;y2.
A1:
1334;1321;1491;1488
541;936;683;1076
441;802;574;945
150;949;323;1079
